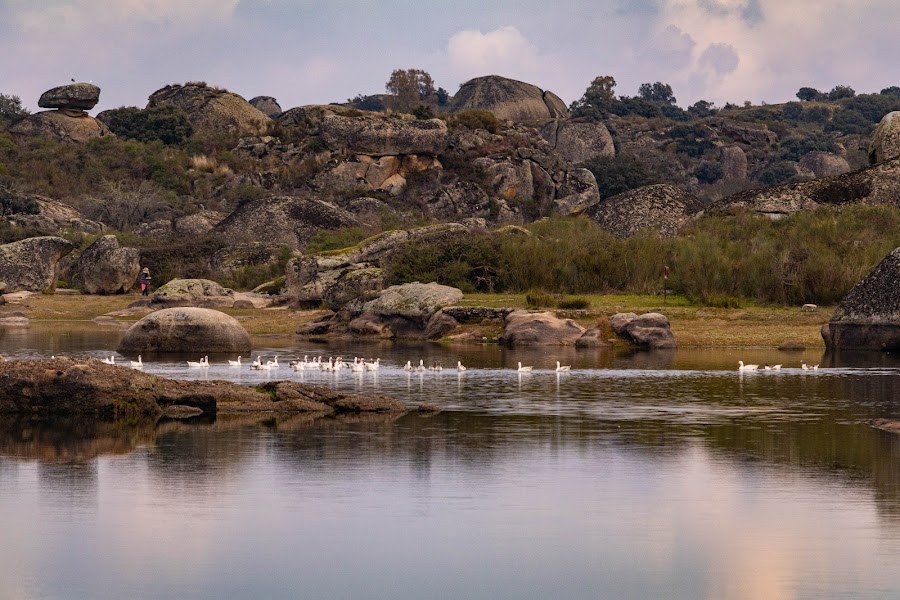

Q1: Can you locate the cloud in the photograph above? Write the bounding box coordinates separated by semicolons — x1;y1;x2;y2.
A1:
447;26;540;76
640;25;697;73
698;43;739;75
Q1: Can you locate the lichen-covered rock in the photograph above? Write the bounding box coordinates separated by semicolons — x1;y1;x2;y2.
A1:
575;328;609;348
474;157;534;202
583;184;705;238
210;242;292;275
154;278;233;299
0;236;75;292
712;156;900;218
38;83;101;110
349;282;463;319
319;113;448;156
721;146;748;180
539;119;615;164
248;96;282;117
118;307;251;354
9;110;112;143
554;168;601;215
799;152;850;178
609;312;676;349
500;311;586;346
147;82;269;135
822;247;900;351
869;112;900;165
72;235;140;294
1;195;102;234
450;75;569;122
322;267;384;311
213;195;359;250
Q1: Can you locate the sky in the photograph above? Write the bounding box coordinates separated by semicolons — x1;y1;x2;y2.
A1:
1;0;899;114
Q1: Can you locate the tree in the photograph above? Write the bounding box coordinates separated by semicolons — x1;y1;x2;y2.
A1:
347;94;385;111
101;106;193;146
796;87;823;102
687;100;718;118
570;75;618;119
0;93;29;127
782;102;804;121
827;85;856;101
582;155;656;199
435;87;450;107
83;179;165;230
880;86;900;97
638;82;677;105
385;69;437;113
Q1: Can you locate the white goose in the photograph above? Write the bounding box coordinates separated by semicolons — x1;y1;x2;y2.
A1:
403;360;413;371
456;361;467;372
738;360;758;371
228;356;242;367
763;363;782;370
129;355;143;369
187;356;206;368
102;355;116;365
517;362;533;372
415;359;426;372
364;358;380;371
292;360;306;371
555;361;571;372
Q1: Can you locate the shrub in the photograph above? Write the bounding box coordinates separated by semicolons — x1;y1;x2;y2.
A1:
526;289;556;308
582;155;655;199
667;124;716;158
444;110;501;134
757;162;799;186
694;161;724;184
101;106;193;146
557;296;590;310
82;179;166;230
825;108;873;135
0;182;39;216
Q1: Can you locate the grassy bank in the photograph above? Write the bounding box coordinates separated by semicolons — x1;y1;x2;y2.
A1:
2;292;831;348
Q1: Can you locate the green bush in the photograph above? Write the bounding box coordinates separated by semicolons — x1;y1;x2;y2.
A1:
101;106;193;146
557;296;591;310
526;289;556;308
444;110;501;134
694;161;724;184
582;155;656;199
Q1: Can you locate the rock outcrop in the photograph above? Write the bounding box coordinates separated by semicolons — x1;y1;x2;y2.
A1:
450;75;569;122
248;96;282;117
800;152;851;178
213;195;358;250
320;113;449;156
10;110;112;143
583;184;705;238
0;236;76;292
151;278;236;307
500;311;587;346
711;157;900;218
72;235;141;294
0;358;406;418
822;247;900;351
721;146;748;180
118;307;251;354
609;312;677;349
539;119;615;164
147;82;269;135
2;196;103;234
869;111;900;165
38;83;100;111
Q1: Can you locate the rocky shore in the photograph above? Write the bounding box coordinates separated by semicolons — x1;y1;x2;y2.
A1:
0;358;407;420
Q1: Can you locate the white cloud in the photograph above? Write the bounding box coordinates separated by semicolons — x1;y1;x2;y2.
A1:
447;26;540;76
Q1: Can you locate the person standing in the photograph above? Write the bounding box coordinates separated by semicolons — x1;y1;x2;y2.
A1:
140;267;152;296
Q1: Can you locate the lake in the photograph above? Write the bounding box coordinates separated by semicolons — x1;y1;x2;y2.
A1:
1;323;899;599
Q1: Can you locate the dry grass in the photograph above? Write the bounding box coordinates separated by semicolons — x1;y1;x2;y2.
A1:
3;292;832;347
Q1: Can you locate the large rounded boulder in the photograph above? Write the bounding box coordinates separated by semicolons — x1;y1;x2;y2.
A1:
147;82;269;135
118;307;251;354
72;235;140;294
609;312;677;349
500;311;587;346
9;111;112;143
539;119;615;164
869;111;900;165
38;83;101;111
822;247;900;351
0;236;76;292
450;75;569;122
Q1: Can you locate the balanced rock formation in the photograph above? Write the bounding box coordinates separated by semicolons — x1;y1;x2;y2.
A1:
450;76;568;122
609;312;677;349
869;112;900;165
147;82;269;135
72;235;140;294
38;83;100;111
822;247;900;351
539;119;615;164
712;156;900;218
248;96;282;117
500;311;587;346
118;307;251;354
583;184;705;238
0;236;76;292
213;195;358;250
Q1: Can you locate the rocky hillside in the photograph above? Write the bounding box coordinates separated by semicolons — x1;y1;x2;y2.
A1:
2;75;900;296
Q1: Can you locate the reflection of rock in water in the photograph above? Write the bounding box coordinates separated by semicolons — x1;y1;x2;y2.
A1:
615;349;677;370
821;350;900;369
0;417;158;462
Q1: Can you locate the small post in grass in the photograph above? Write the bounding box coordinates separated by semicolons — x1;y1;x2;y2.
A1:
663;265;669;305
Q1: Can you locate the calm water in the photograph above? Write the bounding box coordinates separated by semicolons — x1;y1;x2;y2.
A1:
1;323;900;599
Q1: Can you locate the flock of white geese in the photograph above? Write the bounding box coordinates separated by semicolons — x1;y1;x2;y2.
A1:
738;360;819;371
96;354;574;373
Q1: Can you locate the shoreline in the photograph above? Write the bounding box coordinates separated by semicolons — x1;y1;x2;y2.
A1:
0;291;832;349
